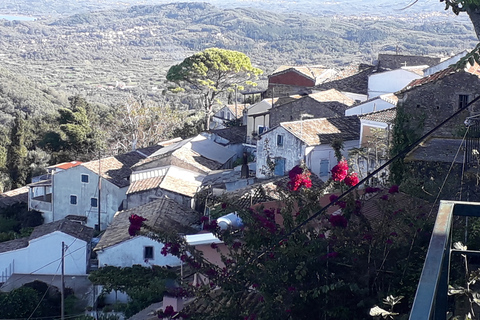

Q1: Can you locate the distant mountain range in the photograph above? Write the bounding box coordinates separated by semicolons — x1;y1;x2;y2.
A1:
0;0;471;20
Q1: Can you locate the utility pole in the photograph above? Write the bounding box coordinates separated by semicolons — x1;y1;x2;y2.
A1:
61;241;65;320
98;152;101;232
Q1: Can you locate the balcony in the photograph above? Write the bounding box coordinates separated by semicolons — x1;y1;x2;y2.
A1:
410;200;480;319
28;179;52;213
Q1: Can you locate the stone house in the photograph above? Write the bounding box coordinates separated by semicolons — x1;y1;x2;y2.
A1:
269;89;355;129
377;53;441;70
125;165;205;210
255;116;360;180
395;63;480;138
94;197;200;268
246;97;280;144
0;219;94;282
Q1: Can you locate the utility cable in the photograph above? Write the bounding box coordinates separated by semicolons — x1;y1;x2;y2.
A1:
245;92;480;267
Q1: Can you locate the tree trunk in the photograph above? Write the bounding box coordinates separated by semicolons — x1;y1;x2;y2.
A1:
467;8;480;41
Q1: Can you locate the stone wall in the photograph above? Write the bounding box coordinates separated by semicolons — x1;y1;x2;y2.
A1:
269;97;345;128
378;53;441;70
396;71;480;139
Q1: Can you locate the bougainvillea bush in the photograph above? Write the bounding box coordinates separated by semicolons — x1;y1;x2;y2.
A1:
131;161;434;320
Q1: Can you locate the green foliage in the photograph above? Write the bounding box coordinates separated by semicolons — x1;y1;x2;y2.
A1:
167;48;262;128
389;105;424;185
0;203;43;242
89;265;177;318
6;111;28;188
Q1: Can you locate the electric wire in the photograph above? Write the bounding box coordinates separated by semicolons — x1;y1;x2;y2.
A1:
27;260;62;320
243;92;480;269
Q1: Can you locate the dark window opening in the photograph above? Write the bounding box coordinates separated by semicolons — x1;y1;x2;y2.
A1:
91;198;98;208
70;195;77;205
459;94;469;110
81;174;89;183
144;246;154;259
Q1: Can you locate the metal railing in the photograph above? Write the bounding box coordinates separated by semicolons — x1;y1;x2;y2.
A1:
410;200;480;320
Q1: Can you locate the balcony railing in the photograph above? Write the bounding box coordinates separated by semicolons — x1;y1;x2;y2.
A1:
409;200;480;320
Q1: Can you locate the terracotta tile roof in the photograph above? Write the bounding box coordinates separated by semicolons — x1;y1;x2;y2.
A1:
172;147;223;173
94;197;201;251
401;62;480;94
30;219;94;243
127;175;164;194
0;238;28;253
0;219;94;254
405;137;465;163
359;108;397;123
161;175;201;197
315;64;377;95
82;148;157;188
308;89;356;106
51;161;83;170
271;65;333;83
0;186;28;208
280;116;360;146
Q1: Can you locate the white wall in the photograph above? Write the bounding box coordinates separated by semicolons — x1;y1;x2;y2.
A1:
0;232;88;276
49;166;127;229
96;236;181;268
307;140;359;179
246;100;273;143
345;98;395;116
368;69;422;99
423;51;467;76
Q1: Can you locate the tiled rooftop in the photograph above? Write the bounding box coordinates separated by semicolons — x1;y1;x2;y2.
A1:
94;197;200;251
280;116;360;146
359;108;397;123
0;186;28;208
0;219;94;253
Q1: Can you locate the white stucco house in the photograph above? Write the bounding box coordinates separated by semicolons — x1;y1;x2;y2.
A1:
255;116;360;180
27;146;162;230
368;67;424;99
94;197;201;268
423;51;468;76
0;219;94;283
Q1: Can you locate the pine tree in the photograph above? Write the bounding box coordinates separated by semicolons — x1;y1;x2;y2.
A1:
6;112;28;189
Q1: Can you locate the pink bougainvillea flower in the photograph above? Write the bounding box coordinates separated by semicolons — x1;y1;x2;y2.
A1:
380;194;389;201
210;242;218;249
329;214;348;228
128;214;147;236
331;160;348;181
200;215;209;223
365;187;381;193
288;165;312;191
221;203;227;209
388;185;400;194
344;172;359;187
337;201;346;209
329;194;339;202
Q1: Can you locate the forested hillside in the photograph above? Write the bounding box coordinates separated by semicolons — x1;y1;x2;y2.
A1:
0;2;475;115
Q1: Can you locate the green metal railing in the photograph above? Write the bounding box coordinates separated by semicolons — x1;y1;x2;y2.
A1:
409;200;480;320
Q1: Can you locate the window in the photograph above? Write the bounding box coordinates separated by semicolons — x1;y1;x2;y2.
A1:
91;198;98;208
220;111;225;118
459;94;469;110
144;246;154;260
320;159;329;177
70;195;77;205
81;174;89;183
277;134;284;147
258;126;266;134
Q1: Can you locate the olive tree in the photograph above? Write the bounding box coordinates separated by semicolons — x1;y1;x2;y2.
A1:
166;48;263;129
